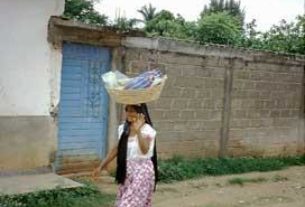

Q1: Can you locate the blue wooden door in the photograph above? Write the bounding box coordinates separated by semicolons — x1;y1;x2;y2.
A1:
56;42;110;173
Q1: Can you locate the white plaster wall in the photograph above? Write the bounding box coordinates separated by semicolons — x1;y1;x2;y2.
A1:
0;0;64;116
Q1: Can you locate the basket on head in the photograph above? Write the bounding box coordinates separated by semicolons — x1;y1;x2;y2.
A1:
106;75;167;104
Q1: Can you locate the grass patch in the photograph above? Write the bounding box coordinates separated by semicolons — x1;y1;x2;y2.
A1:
228;177;267;186
0;180;115;207
158;154;305;183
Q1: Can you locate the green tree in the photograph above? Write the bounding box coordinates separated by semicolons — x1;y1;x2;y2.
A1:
174;14;198;39
240;15;305;55
195;12;242;45
137;3;158;23
113;17;138;31
236;19;262;48
145;10;176;35
201;0;245;26
144;10;196;39
64;0;108;26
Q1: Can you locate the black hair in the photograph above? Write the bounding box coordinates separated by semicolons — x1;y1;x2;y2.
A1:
115;103;159;190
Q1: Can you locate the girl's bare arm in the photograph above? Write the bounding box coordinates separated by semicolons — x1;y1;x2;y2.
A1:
98;145;118;170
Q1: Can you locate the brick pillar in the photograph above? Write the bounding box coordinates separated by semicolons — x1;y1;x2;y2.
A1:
219;58;234;157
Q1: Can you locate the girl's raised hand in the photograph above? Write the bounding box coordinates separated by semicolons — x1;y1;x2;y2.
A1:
132;113;145;132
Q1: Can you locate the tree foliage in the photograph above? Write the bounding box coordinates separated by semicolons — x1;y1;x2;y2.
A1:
64;0;108;25
143;10;196;39
240;15;305;54
137;3;158;23
145;10;175;35
200;0;245;26
112;17;138;31
196;12;242;45
64;0;304;55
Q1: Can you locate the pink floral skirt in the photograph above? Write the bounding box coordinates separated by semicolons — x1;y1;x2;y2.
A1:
115;159;155;207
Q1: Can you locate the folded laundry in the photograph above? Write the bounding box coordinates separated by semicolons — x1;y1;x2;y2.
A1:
124;69;163;90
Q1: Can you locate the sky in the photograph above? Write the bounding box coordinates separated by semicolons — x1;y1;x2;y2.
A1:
95;0;305;32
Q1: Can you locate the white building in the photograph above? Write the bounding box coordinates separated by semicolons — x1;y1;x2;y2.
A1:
0;0;65;171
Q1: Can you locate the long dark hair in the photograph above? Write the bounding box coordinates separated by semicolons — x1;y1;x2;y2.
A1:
115;103;159;190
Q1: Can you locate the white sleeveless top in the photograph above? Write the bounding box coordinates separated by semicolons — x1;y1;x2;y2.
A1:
118;123;157;160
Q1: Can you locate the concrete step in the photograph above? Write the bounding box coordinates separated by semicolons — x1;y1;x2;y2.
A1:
0;173;83;195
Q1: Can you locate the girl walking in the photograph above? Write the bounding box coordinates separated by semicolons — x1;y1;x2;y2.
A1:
92;103;158;207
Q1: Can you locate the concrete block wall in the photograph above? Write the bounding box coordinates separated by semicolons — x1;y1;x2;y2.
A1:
229;60;304;156
121;37;305;158
124;49;226;158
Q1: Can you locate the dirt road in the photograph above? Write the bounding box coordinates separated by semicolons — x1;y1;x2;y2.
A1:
96;166;305;207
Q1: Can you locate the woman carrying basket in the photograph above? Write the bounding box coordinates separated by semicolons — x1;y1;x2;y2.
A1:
92;103;158;207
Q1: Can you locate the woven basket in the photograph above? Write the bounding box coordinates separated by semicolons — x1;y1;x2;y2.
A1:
106;76;167;104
